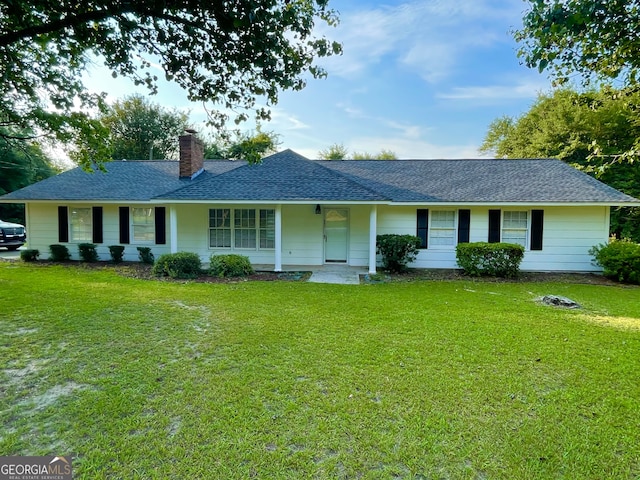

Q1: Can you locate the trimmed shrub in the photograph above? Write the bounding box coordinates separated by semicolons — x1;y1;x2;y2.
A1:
590;239;640;284
137;246;155;264
456;242;525;278
49;244;71;262
209;254;254;278
376;234;422;273
152;252;202;279
20;249;39;262
108;245;125;264
78;243;99;262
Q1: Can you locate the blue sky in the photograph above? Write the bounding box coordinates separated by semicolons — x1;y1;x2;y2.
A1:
82;0;553;159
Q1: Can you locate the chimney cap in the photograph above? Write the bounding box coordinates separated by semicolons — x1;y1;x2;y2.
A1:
184;128;198;134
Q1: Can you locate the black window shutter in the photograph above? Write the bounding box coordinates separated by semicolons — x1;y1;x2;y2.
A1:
416;209;429;249
92;207;103;243
119;207;130;244
155;207;166;245
488;209;501;243
458;209;471;243
58;206;69;243
531;209;544;251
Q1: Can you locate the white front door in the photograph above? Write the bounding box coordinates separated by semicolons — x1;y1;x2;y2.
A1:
324;208;349;263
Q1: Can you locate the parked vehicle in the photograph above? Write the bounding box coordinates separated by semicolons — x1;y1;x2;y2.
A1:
0;219;26;250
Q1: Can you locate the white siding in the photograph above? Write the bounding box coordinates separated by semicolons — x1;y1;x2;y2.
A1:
24;202;611;271
25;203;172;261
378;205;610;272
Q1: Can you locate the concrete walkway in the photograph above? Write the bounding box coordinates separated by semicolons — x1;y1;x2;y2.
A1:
254;264;367;285
307;265;367;285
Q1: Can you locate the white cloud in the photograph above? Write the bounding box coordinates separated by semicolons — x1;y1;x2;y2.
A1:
437;78;551;102
319;0;523;83
348;135;481;159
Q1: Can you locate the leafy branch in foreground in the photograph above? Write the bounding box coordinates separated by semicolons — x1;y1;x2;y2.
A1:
0;0;342;169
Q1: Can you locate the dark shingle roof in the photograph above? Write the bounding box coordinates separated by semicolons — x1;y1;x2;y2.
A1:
1;151;638;204
320;158;639;203
157;150;386;201
0;160;243;201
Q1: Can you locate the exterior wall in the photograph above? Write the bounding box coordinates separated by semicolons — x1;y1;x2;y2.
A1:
24;202;610;272
175;203;281;265
378;205;610;272
25;203;171;261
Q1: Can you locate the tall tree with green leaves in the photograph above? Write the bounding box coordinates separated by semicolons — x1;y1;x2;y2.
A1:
318;144;397;160
515;0;640;163
481;87;640;241
352;150;397;160
101;95;191;160
0;130;58;223
204;130;280;163
318;143;350;160
0;1;341;169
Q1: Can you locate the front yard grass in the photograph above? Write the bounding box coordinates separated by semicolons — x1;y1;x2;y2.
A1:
1;263;639;479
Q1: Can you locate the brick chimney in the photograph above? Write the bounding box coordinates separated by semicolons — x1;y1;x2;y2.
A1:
179;132;204;179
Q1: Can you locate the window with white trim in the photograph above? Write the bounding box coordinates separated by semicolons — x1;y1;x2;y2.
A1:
209;209;275;249
234;209;256;249
502;211;528;247
260;209;276;249
69;207;92;242
430;210;456;246
209;209;231;248
132;207;155;242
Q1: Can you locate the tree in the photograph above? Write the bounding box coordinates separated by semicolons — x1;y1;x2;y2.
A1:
101;95;191;160
0;130;58;223
0;1;341;169
318;143;349;160
204;130;280;162
516;1;640;87
515;1;640;164
318;144;397;160
480;87;640;241
352;150;397;160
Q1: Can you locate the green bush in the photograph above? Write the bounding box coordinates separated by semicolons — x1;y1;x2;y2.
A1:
376;234;422;273
209;254;254;278
20;249;39;262
108;245;125;264
152;252;202;279
78;243;99;262
590;239;640;284
137;246;154;264
49;244;71;262
456;242;525;278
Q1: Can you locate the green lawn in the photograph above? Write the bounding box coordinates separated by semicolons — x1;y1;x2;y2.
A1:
1;263;639;479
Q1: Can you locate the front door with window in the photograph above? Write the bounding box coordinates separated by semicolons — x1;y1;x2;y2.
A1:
324;208;348;263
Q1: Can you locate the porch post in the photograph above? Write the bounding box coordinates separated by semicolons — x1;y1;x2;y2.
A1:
275;204;282;272
369;205;377;274
169;206;178;253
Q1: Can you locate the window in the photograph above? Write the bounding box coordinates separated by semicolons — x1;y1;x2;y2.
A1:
209;209;231;248
208;208;275;249
430;211;456;246
260;209;276;249
132;207;155;242
502;211;528;247
234;209;256;249
69;207;92;242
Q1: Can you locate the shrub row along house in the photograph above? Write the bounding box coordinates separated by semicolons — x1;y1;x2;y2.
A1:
1;133;638;273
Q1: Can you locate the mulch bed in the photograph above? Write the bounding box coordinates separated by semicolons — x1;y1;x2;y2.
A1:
2;258;626;286
365;268;624;286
